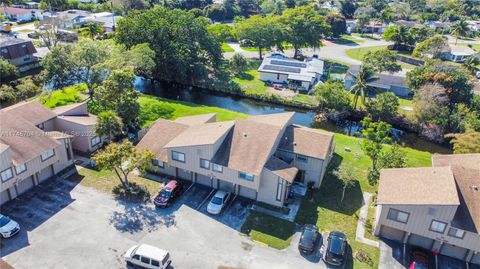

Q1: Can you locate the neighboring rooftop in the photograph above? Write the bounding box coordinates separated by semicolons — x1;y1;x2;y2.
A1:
0;36;37;60
448;45;477;56
346;65;407;89
278;125;334;160
377;167;460;206
258;54;324;83
432;154;480;233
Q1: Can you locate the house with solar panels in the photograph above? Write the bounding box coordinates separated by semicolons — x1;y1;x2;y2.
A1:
257;54;325;93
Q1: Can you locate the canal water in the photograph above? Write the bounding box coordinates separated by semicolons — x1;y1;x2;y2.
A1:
135;78;451;154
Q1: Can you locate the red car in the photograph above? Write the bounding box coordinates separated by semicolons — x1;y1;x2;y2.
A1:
153;180;183;208
410;248;429;269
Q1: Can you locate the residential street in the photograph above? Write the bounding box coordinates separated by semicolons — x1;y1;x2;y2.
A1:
1;175;341;269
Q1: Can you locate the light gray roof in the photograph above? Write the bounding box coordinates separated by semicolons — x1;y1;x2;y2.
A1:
346;65;407;89
258;55;324;83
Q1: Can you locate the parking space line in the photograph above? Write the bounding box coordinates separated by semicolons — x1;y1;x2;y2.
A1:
196;189;216;210
182;182;195;195
224;194;237;212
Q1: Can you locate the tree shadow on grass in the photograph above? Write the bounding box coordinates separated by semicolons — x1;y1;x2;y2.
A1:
330;38;361;47
295;153;364;224
109;183;175;234
236;72;254;81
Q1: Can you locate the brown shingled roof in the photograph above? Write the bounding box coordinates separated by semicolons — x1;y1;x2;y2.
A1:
165;121;234;148
278;125;334;160
377;167;460;205
432;154;480;233
2;101;56;126
136;119;189;162
173;113;217;126
248;112;294;128
212;118;282;176
58;115;97;125
265;156;298;183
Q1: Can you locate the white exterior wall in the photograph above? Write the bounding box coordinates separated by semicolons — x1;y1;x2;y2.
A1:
257;168;287;207
259;72;289;83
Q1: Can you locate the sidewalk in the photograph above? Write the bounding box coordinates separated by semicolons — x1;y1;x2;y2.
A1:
355;192;379;248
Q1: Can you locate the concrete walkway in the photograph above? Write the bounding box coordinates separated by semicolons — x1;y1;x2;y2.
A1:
355;192;380;248
251;198;302;222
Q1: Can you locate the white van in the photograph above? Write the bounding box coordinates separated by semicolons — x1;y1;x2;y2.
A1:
124;244;171;269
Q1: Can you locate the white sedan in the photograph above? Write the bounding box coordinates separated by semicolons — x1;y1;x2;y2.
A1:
207;190;231;215
0;214;20;238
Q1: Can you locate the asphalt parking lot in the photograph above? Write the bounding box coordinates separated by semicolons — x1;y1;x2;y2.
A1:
0;175;334;269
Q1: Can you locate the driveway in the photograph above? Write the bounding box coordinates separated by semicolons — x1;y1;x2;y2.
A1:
1;174;335;269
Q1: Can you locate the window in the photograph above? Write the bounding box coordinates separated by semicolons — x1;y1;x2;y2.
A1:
1;168;14;182
296;154;308;163
276;178;283;201
448;227;465;239
15;163;27;175
65;142;72;161
212;164;223;173
151;259;160;267
41;149;55;161
172;151;185;162
36;122;45;130
200;158;210;169
90;136;101;147
140;256;150;264
152;159;164;168
132;255;140;260
387;208;409;224
430;220;447;233
239;172;254;181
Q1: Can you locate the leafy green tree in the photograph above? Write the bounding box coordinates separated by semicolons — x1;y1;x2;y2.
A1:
278;6;330;58
0;59;18;84
450;19;469;44
333;167;357;204
116;7;222;84
0;85;16;106
463;56;480;75
15;78;42;101
92;140;154;191
95;110;123;141
408;26;434;44
208;23;235;42
383;25;413;49
378;143;407;169
363;49;401;73
412;83;449;126
40;44;77;89
365;92;399;121
235;15;282;59
447;132;480;154
367;0;387;12
339;0;357;19
315;80;352;113
349;65;379;110
116;88;141;127
354;7;375;34
230;53;248;76
285;0;295;8
204;3;226;22
326;14;347;38
412;35;448;59
359;117;392;185
389;2;413;20
80;22;104;40
73;40;111;94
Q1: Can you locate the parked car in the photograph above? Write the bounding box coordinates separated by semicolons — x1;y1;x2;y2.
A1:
0;214;20;238
298;224;319;254
324;231;348;266
153;180;183;208
125;244;171;269
409;247;429;269
207;190;230;215
17;18;31;24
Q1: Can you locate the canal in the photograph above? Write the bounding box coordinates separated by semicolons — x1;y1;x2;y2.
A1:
135;78;451;154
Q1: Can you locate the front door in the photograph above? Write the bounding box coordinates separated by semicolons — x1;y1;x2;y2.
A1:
294;170;305;183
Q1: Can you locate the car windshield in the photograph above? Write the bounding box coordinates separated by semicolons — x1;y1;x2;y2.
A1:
159;190;171;198
414;262;428;269
329;237;345;255
211;197;223;205
0;216;11;227
301;230;314;242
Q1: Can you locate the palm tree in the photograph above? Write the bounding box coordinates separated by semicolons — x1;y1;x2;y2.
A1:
463;56;480;75
450;20;469;44
349;65;379;110
81;22;104;40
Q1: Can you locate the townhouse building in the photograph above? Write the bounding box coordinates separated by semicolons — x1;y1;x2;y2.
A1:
0;101;102;205
375;154;480;265
137;112;334;207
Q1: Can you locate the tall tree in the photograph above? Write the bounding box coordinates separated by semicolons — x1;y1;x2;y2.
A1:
116;6;222;84
0;59;18;84
339;0;357;19
326;14;347;38
412;35;449;59
278;6;330;58
92;140;154;191
450;19;469;44
81;22;104;40
95;110;124;141
349;65;379;110
235;15;282;59
73;40;111;94
383;25;413;49
354;7;375;34
40;44;77;89
363;49;401;73
365;92;399;121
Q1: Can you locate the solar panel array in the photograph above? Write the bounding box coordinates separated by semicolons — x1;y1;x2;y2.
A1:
263;65;301;74
270;59;307;68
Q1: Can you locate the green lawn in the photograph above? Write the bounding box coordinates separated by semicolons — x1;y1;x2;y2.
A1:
293;133;435;268
138;94;247;127
345;45;418;70
331;35;365;45
454;42;480;52
221;42;234;52
241;211;296;250
37;84;88;108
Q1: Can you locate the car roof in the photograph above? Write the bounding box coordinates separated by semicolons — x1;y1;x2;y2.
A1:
329;231;346;239
164;180;178;190
214;190;227;197
134;244;168;260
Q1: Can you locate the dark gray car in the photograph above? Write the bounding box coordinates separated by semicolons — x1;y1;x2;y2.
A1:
298;224;319;254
